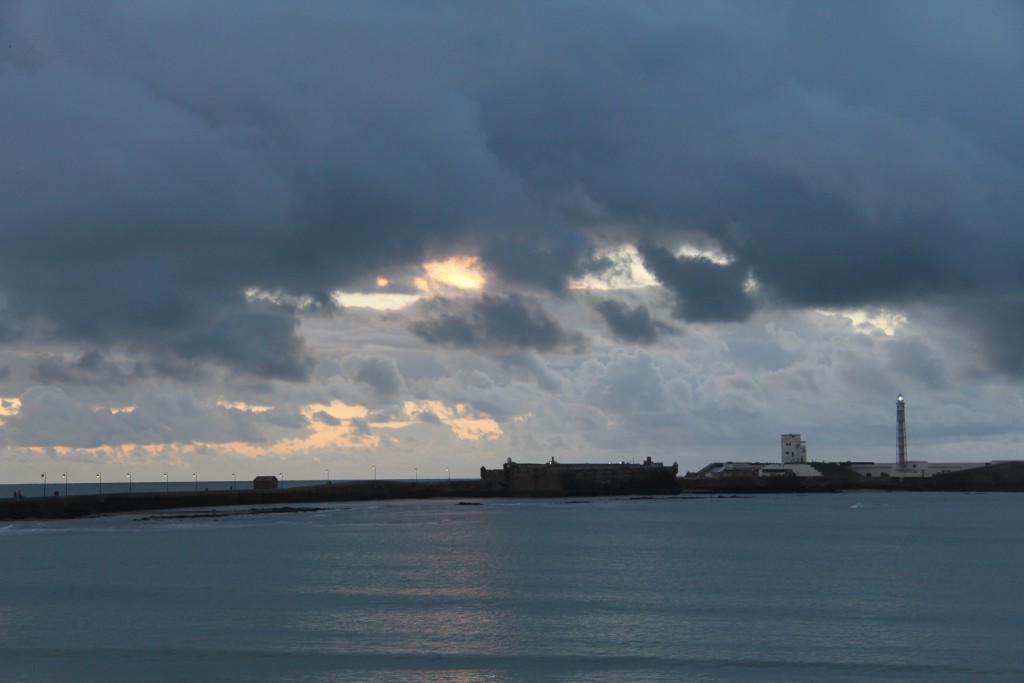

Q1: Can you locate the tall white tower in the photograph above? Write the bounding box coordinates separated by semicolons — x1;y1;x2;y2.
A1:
896;394;908;471
781;434;807;464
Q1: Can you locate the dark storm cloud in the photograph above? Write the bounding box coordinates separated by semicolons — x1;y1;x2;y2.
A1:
885;337;948;391
173;308;315;381
411;294;585;352
30;350;137;386
481;232;605;293
0;2;535;380
593;299;676;345
2;1;1024;379
947;297;1024;379
638;246;755;323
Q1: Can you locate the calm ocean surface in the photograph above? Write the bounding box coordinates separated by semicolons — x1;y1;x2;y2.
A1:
1;492;1021;683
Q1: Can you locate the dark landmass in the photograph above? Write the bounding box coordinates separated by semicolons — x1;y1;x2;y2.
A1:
679;461;1024;494
0;459;681;521
2;460;1020;521
0;479;496;521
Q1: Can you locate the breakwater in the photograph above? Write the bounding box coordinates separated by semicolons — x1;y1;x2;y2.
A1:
1;458;684;520
0;479;494;520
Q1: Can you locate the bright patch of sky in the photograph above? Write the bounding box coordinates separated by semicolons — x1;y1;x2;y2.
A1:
0;398;21;417
400;400;502;441
244;287;320;310
819;308;908;336
569;244;657;290
216;400;273;413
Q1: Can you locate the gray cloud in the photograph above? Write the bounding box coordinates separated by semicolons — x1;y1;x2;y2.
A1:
581;349;673;418
593;298;677;345
311;410;341;427
352;355;406;400
350;417;372;436
411;294;586;353
885;337;949;391
1;385;271;449
498;352;566;393
173;308;315;382
946;297;1024;379
415;410;443;425
481;232;603;293
30;350;137;387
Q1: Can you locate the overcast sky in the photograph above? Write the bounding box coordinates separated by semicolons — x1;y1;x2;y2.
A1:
1;1;1022;484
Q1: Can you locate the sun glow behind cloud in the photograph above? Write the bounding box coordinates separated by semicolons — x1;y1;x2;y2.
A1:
416;255;486;292
330;256;486;311
0;397;21;426
0;398;21;416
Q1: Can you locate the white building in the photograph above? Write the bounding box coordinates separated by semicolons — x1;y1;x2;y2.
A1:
781;434;807;464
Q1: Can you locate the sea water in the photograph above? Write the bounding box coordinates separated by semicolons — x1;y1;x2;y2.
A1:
0;493;1021;682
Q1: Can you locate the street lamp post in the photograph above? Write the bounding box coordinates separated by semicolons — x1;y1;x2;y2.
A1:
325;468;330;485
96;473;102;495
63;473;67;496
232;472;236;490
41;473;46;497
372;465;376;481
446;467;450;482
164;472;168;492
193;472;197;491
126;471;132;494
414;467;418;483
279;472;284;488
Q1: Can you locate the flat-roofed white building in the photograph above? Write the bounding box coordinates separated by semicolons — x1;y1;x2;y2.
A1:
781;434;807;464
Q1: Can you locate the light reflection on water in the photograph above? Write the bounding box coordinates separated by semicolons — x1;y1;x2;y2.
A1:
0;494;1022;682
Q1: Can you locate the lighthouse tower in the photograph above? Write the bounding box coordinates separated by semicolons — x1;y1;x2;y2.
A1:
896;394;908;471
